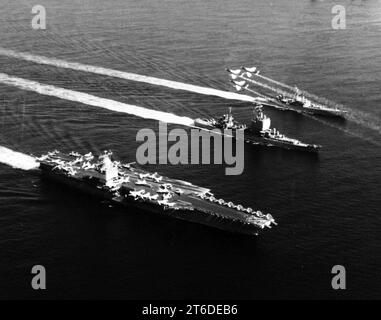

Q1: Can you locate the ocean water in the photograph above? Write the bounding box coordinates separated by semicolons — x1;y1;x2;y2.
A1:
0;0;380;299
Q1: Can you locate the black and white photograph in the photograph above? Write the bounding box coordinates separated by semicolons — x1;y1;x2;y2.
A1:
0;0;380;305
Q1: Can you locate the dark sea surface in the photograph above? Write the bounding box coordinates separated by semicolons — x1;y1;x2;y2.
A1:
0;0;380;299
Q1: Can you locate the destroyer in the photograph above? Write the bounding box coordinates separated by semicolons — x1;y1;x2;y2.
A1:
194;106;321;152
276;90;347;118
227;67;347;118
36;150;276;235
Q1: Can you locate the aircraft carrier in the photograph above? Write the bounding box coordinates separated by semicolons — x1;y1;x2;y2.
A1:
36;150;276;235
194;106;321;152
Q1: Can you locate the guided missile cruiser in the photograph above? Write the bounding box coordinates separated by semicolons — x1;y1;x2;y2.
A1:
226;67;347;118
194;106;321;152
36;150;276;235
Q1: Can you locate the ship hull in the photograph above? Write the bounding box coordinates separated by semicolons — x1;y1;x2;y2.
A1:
287;101;345;118
194;120;320;152
248;136;320;152
39;162;261;235
302;106;346;118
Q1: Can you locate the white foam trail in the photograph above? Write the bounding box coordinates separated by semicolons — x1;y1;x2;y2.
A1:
0;73;195;126
0;48;256;102
0;146;39;170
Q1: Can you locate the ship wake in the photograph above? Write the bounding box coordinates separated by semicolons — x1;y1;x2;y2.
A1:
0;48;255;103
0;146;39;170
240;73;381;141
0;73;195;127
